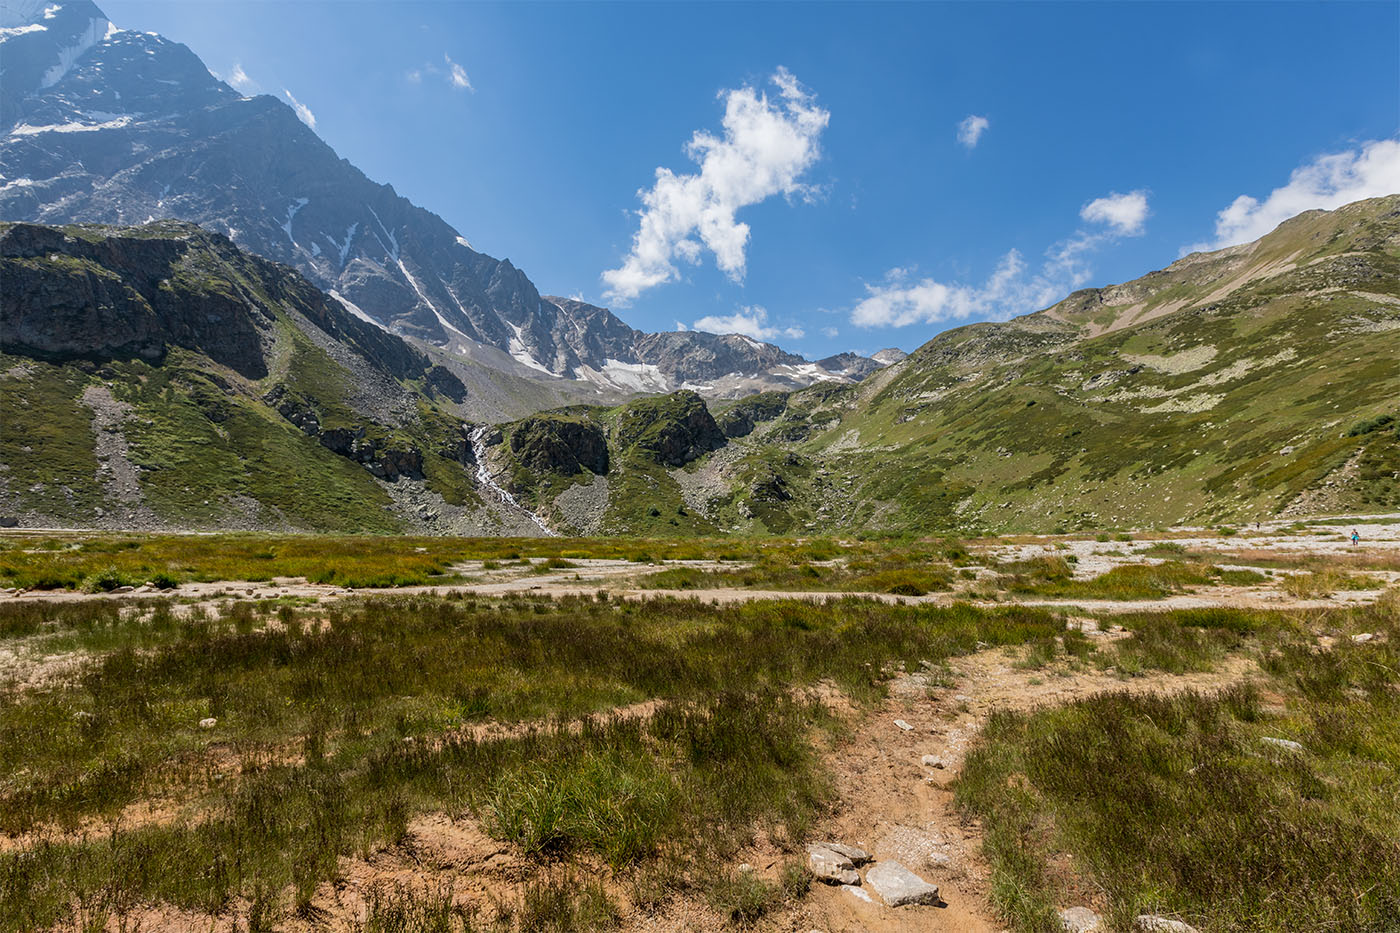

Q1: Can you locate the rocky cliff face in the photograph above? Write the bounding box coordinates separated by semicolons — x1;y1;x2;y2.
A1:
0;0;884;404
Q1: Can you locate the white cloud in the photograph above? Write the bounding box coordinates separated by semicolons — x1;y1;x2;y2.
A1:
957;114;989;149
852;189;1152;329
282;89;316;129
1188;139;1400;252
693;305;804;341
226;62;256;93
602;67;829;304
821;325;839;338
408;55;474;91
445;53;472;91
1080;189;1150;236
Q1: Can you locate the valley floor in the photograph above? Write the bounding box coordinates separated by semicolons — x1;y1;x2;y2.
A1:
1;520;1396;932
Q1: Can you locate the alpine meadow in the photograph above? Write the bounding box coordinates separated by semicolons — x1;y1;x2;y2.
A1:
1;1;1397;931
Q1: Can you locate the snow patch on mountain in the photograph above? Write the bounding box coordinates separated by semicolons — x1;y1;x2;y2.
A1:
507;322;556;376
10;115;131;135
280;197;308;244
0;22;46;39
328;289;388;332
40;12;109;88
326;223;357;268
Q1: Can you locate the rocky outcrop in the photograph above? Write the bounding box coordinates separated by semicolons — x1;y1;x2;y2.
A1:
0;222;271;378
509;416;609;476
716;391;789;438
614;390;726;467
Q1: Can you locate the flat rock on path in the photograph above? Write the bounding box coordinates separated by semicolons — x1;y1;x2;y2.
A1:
808;845;860;885
865;860;940;907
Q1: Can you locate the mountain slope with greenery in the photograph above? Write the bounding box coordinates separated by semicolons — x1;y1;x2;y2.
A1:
0;221;539;533
571;196;1399;536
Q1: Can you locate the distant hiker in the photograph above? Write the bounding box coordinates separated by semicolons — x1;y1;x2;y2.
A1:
1351;529;1361;546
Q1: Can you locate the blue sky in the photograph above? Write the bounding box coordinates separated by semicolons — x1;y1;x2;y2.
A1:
101;0;1400;358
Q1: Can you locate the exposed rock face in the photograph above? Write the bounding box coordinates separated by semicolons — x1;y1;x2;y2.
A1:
0;0;882;399
614;390;726;467
509;416;609;476
716;391;788;438
1;222;270;377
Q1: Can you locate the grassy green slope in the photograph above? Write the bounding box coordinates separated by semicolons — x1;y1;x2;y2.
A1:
723;196;1400;535
0;222;485;531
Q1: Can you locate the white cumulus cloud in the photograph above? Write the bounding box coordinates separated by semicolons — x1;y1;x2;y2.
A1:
1080;189;1150;236
957;114;989;149
851;189;1152;329
602;67;829;305
1188;139;1400;252
445;54;472;91
282;89;316;129
693;306;804;342
226;62;256;93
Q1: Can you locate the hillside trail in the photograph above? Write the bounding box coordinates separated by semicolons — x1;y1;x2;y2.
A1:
755;646;1259;933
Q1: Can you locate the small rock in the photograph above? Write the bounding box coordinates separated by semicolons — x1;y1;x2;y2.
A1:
1135;916;1201;933
1351;632;1374;644
893;719;914;731
1060;906;1102;932
1261;736;1304;753
921;755;946;769
954;694;972;703
865;860;940;907
807;846;859;885
814;842;871;865
841;884;873;903
113;585;134;594
199;717;218;729
736;863;753;874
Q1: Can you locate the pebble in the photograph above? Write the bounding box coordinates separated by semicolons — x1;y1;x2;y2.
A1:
1134;916;1201;933
199;717;218;729
1351;632;1374;643
921;754;946;769
865;860;940;907
1261;736;1304;753
1059;906;1102;932
893;719;913;731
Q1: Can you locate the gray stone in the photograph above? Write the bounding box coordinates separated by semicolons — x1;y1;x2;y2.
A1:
921;754;946;769
1134;916;1201;933
893;718;913;731
841;884;873;903
1059;906;1102;932
814;842;872;865
865;860;940;907
1352;632;1375;644
1261;736;1304;753
807;846;859;885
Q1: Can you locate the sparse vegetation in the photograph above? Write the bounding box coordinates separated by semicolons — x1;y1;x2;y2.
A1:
959;598;1400;931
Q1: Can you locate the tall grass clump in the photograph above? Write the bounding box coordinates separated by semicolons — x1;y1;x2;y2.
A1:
958;599;1400;931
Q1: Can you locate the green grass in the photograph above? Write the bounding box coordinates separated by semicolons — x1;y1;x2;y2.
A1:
0;593;1065;929
1001;558;1265;600
958;598;1400;932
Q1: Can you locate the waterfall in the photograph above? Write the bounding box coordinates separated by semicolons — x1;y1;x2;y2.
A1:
470;425;557;536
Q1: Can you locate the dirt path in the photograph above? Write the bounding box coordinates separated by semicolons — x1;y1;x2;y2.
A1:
772;648;1259;932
